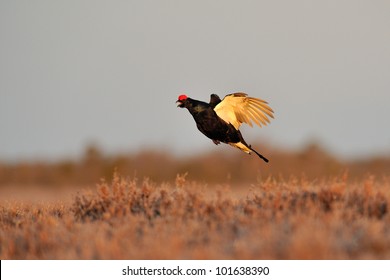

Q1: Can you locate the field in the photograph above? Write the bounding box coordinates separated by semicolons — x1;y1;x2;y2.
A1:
1;144;390;259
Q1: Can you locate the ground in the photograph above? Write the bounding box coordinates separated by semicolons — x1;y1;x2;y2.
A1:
1;172;389;259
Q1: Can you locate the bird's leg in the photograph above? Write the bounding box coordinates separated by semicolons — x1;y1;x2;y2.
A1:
212;139;221;145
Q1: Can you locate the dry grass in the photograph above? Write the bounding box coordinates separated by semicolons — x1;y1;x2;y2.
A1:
1;172;389;259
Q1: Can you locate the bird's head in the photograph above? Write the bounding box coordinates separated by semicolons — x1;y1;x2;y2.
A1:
176;94;188;108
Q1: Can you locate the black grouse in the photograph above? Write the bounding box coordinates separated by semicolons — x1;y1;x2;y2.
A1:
176;92;274;162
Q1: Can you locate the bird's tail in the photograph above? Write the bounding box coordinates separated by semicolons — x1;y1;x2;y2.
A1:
228;142;269;163
249;146;269;163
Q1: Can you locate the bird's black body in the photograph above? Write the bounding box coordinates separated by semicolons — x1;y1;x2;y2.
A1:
182;97;244;144
177;95;269;162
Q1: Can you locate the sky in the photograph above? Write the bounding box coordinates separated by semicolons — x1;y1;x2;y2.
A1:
1;0;390;161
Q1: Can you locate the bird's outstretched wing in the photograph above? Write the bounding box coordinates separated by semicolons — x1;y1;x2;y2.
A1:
214;92;274;130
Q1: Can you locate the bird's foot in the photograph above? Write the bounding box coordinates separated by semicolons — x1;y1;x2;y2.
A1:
212;140;221;145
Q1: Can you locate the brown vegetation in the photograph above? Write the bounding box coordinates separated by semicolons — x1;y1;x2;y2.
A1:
0;143;389;186
1;144;389;259
1;171;390;259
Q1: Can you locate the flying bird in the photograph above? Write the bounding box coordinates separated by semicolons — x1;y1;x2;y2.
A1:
176;92;274;162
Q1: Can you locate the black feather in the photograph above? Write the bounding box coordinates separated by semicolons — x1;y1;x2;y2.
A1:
178;94;269;162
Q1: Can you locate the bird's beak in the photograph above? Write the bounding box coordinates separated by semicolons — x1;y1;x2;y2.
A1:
176;100;184;108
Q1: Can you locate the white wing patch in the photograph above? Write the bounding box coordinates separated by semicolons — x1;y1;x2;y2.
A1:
214;93;274;130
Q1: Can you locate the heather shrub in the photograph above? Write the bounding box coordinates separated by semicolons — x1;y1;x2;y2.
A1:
1;172;390;259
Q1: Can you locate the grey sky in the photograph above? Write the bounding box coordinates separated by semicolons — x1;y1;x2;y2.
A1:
1;0;389;161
